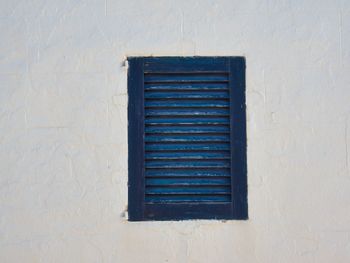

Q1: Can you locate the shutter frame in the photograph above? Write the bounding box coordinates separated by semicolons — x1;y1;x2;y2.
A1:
128;57;247;221
128;57;145;221
229;57;248;220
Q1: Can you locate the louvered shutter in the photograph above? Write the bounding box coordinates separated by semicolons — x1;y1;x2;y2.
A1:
128;57;247;221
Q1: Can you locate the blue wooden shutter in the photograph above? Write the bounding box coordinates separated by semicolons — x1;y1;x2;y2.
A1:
128;57;247;221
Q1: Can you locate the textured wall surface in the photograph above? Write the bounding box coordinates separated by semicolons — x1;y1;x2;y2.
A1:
1;0;350;262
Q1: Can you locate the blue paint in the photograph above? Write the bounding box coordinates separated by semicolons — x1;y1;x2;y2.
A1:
127;58;145;221
145;196;231;204
146;186;231;195
144;73;229;83
145;152;230;160
143;57;228;73
145;143;231;151
145;108;230;116
145;126;230;134
144;135;230;142
229;57;248;220
145;117;229;125
144;91;229;99
145;99;230;108
145;160;231;169
128;57;247;221
145;178;231;186
145;83;228;90
145;169;231;177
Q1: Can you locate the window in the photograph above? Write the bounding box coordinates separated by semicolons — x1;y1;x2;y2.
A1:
128;57;247;221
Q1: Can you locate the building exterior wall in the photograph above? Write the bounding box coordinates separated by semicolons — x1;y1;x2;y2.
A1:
1;0;350;262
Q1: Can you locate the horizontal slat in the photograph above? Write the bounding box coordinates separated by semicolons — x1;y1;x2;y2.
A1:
145;83;228;91
145;160;230;169
143;57;229;73
144;73;229;83
146;169;231;177
145;143;230;151
145;195;231;203
145;100;229;108
144;91;229;99
145;108;229;116
146;178;231;186
145;169;231;177
145;117;229;125
145;152;230;160
145;135;230;143
146;186;231;195
145;126;230;134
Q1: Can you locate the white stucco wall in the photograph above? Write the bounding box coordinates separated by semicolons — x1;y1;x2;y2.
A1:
1;0;350;262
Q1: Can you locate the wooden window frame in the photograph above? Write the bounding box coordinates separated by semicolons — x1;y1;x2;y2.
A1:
128;57;247;221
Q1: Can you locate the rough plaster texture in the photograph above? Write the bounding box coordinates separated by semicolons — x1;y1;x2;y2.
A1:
0;0;350;262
